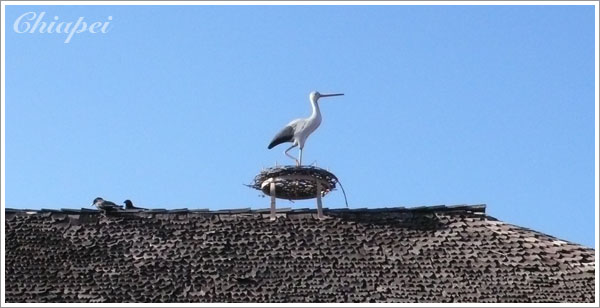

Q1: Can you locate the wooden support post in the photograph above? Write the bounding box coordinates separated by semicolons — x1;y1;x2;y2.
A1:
270;181;276;221
316;180;324;220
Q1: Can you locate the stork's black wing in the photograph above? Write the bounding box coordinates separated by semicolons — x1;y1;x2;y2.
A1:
268;125;295;149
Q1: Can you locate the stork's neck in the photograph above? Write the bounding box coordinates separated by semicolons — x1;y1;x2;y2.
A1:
309;97;322;123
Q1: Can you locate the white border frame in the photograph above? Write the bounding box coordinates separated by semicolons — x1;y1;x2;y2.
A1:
1;1;598;307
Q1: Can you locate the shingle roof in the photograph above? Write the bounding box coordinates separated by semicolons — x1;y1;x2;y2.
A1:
4;204;595;303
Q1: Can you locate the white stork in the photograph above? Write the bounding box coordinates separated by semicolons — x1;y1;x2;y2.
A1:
268;91;343;166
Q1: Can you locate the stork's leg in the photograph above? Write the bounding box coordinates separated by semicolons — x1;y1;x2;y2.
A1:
284;143;299;166
299;148;303;167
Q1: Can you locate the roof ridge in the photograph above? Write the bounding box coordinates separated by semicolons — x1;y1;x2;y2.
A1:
4;204;486;215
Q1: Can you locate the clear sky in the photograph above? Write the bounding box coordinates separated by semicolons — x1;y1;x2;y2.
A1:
3;4;596;248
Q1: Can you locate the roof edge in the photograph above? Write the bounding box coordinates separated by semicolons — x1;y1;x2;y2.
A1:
4;204;486;215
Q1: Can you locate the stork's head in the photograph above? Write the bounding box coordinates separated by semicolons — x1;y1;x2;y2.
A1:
309;91;321;102
310;91;344;102
92;197;104;206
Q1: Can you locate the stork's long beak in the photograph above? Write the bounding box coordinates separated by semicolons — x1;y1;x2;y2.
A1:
320;93;344;97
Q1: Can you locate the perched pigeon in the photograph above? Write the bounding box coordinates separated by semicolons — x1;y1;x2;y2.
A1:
123;199;144;210
92;197;122;211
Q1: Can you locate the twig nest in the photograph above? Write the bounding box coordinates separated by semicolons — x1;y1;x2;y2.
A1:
249;165;340;200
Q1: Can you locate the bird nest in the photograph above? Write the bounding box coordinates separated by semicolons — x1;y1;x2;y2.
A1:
248;165;341;200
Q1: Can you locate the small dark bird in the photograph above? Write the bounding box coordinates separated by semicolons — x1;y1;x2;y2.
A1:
124;199;143;210
92;197;122;211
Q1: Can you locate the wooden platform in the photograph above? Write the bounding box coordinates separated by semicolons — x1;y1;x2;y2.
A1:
249;165;344;220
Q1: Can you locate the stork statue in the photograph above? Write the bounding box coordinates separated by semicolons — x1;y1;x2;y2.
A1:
268;91;344;166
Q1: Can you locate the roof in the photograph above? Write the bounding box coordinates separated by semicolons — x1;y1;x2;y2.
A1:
4;204;595;303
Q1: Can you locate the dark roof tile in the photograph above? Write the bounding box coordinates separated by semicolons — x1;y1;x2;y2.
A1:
4;204;594;303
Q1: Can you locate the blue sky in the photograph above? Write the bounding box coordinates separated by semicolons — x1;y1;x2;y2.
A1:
3;5;596;247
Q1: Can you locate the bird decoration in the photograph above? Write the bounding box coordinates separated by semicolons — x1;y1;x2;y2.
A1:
124;199;144;210
91;197;122;212
268;91;343;166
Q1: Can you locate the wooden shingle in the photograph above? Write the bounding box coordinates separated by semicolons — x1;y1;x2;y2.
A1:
4;205;595;303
